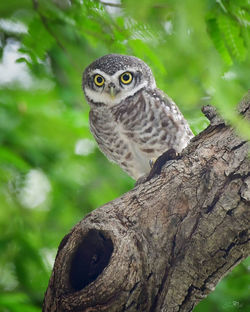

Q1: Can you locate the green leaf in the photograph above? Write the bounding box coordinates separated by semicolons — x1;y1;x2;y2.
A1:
22;17;54;62
0;292;40;312
0;147;30;171
207;18;233;66
217;13;247;62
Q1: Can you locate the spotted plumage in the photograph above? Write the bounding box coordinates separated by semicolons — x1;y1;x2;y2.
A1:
82;54;193;180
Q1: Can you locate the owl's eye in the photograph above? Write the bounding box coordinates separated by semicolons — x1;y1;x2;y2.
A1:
94;74;105;87
120;72;133;84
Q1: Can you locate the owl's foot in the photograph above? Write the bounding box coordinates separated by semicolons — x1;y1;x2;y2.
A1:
146;148;180;182
135;149;180;186
134;158;158;186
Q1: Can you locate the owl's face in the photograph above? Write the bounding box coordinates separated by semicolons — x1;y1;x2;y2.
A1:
82;54;156;106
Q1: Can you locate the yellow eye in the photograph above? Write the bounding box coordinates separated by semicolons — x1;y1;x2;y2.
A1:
120;72;133;84
94;74;105;87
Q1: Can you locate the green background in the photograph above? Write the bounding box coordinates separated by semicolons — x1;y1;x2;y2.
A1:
0;0;249;311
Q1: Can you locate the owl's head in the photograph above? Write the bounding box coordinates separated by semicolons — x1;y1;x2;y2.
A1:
82;54;156;107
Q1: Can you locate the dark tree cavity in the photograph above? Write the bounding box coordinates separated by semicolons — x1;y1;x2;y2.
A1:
43;93;250;312
69;229;113;291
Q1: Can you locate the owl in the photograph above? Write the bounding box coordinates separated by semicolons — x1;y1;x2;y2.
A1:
82;54;194;180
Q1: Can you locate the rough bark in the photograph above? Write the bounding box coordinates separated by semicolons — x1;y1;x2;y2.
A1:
43;93;250;312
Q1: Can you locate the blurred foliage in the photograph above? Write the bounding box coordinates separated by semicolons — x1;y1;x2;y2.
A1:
0;0;249;311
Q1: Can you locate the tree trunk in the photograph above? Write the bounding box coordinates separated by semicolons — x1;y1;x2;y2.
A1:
43;93;250;312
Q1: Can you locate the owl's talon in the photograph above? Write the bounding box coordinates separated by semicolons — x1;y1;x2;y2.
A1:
149;159;156;168
146;148;180;182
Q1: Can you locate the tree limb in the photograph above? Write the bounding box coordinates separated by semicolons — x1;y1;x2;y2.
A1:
43;92;250;312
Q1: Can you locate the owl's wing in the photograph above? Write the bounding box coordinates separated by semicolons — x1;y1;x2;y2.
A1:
155;88;194;139
120;88;193;155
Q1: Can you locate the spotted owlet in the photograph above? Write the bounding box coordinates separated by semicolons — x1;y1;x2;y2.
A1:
82;54;194;180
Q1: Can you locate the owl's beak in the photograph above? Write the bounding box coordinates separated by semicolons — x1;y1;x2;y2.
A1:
107;83;117;99
109;86;115;99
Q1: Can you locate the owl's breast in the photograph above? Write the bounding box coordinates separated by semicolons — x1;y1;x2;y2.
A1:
89;108;117;147
89;104;152;179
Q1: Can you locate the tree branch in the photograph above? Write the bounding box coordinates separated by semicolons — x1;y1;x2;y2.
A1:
43;92;250;312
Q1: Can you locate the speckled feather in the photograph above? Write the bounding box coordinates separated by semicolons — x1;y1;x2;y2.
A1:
82;54;193;179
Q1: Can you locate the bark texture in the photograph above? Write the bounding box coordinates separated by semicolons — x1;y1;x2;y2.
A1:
43;94;250;312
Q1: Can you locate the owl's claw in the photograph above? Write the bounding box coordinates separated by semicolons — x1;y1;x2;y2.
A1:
149;158;156;168
135;148;180;186
146;148;180;182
